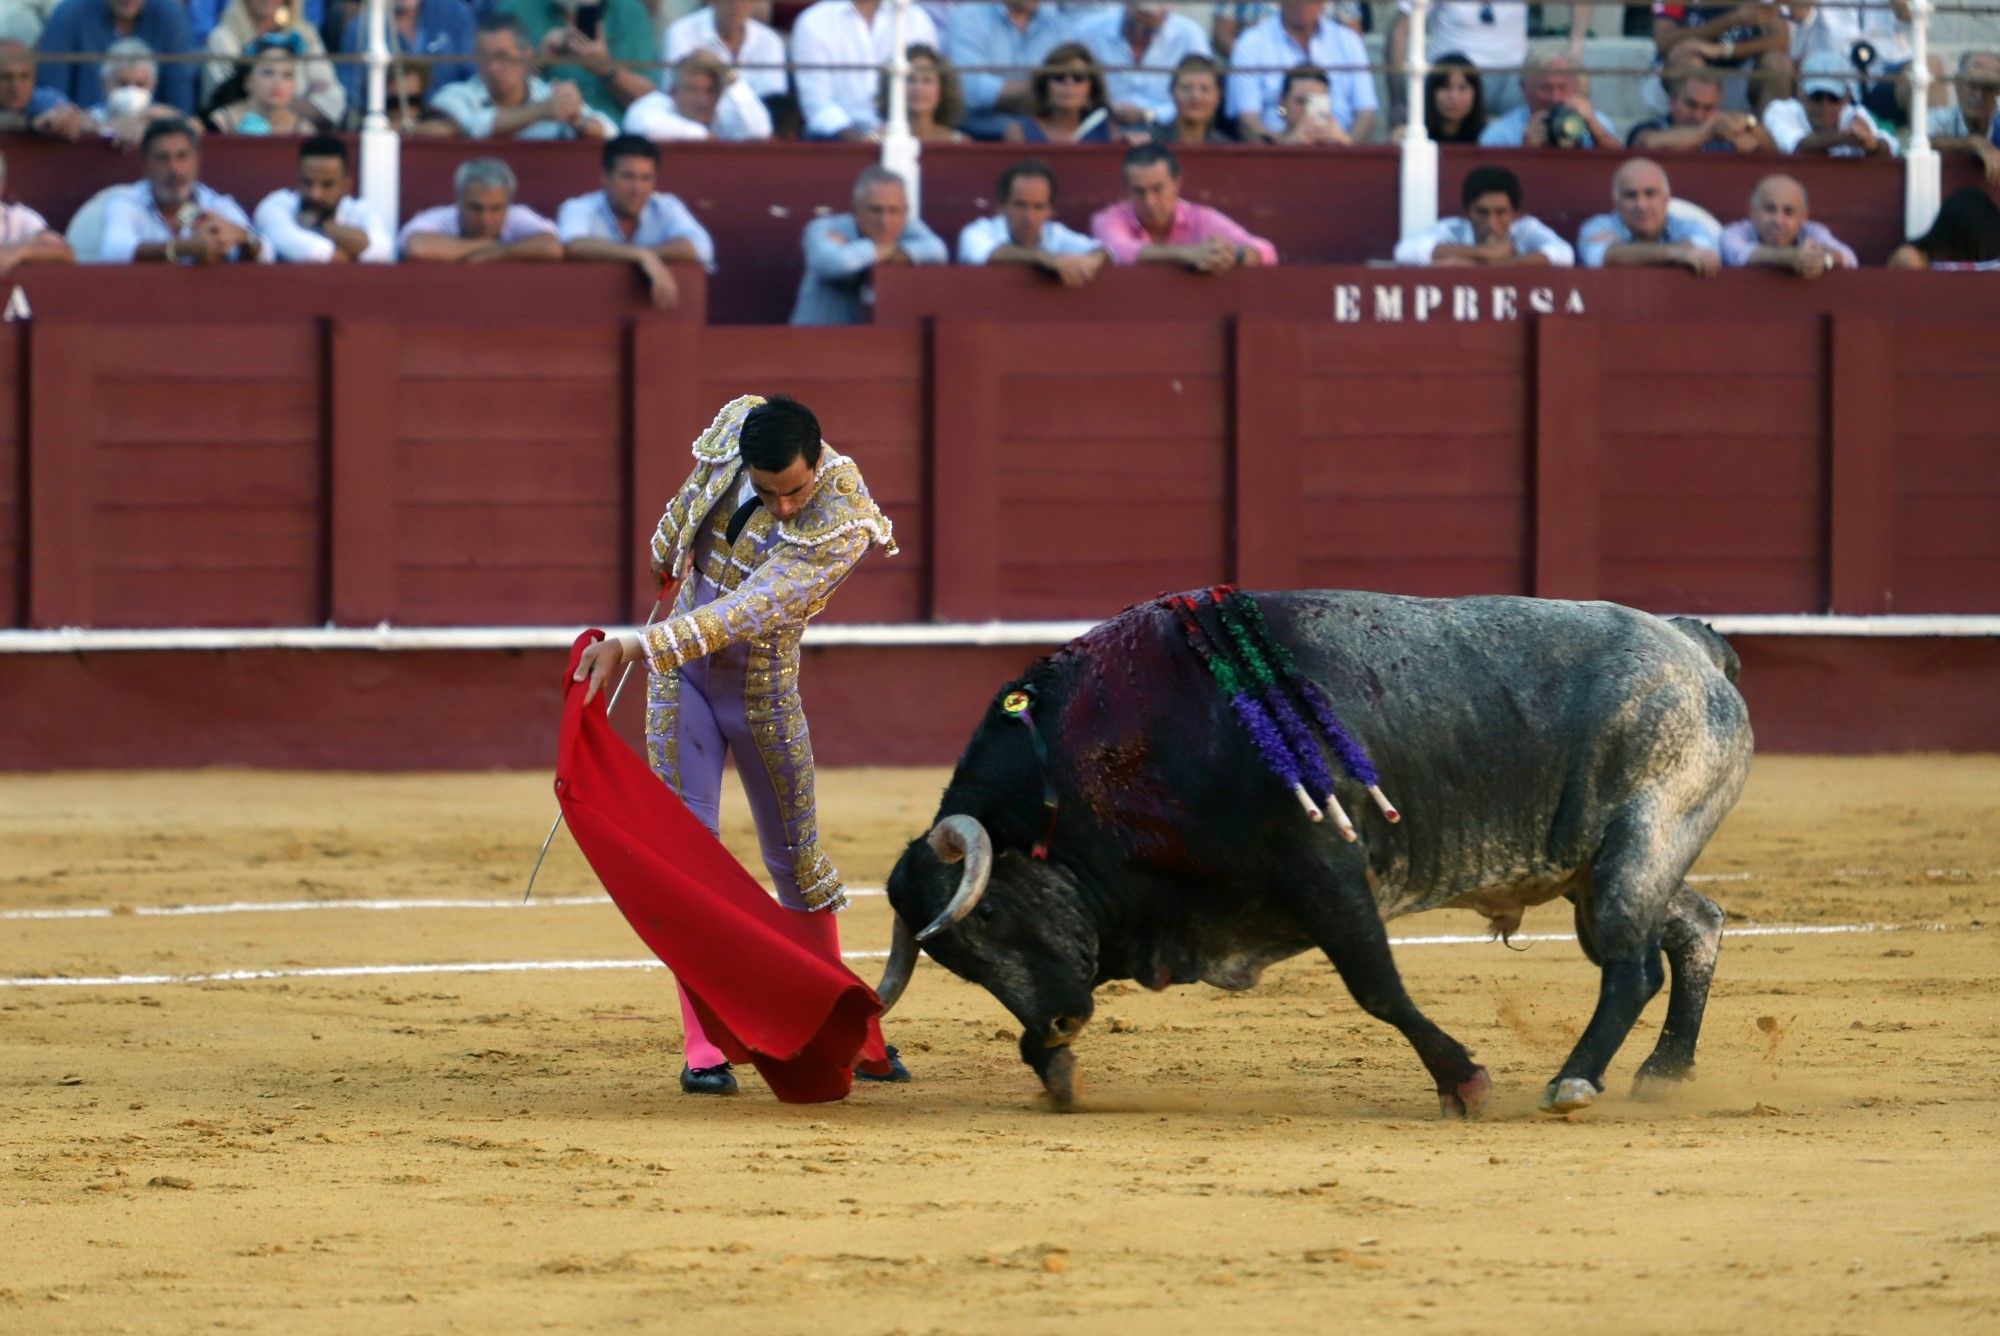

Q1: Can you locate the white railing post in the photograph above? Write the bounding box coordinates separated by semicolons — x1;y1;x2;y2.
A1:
1398;0;1438;240
879;0;921;216
359;0;400;236
1903;0;1940;240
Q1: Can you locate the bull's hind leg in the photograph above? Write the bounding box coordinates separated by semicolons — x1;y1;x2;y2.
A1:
1631;881;1724;1091
1281;867;1490;1119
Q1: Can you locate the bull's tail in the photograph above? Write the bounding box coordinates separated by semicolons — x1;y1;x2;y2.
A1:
1669;617;1741;685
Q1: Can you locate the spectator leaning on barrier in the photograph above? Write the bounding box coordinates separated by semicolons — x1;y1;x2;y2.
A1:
1092;141;1276;273
1887;185;2000;269
957;157;1107;287
1478;49;1616;149
625;48;773;140
1929;51;1999;187
399;156;563;263
207;35;318;133
664;0;788;103
1718;173;1856;276
1393;163;1574;267
1764;50;1896;157
36;0;196;113
90;36;179;147
1152;51;1234;143
1270;63;1353;145
791;163;946;326
253;134;392;263
338;0;476;114
1786;0;1925;127
1627;66;1775;153
99;116;268;263
947;0;1070;139
0;35;86;136
1227;2;1373;143
1651;1;1793;115
506;0;655;120
559;133;715;309
0;147;74;273
790;0;940;141
433;13;616;139
1577;157;1719;275
1389;1;1588;122
202;0;342;126
1071;3;1212;135
1006;41;1114;144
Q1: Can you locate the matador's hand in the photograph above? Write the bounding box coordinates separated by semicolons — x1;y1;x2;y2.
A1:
574;631;644;704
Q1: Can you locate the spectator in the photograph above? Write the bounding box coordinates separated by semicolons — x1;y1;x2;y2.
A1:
1576;157;1719;275
790;164;946;325
1718;173;1856;276
1393;164;1574;267
663;0;787;102
956;158;1106;286
1227;1;1373;142
559;134;714;309
1091;142;1276;272
1786;0;1927;127
207;36;317;133
946;0;1069;139
202;0;342;126
433;14;615;139
1005;41;1113;144
1397;52;1485;145
1764;50;1897;157
385;57;459;136
1929;51;1999;187
790;0;939;141
35;0;194;112
1216;3;1367;58
88;36;177;147
99;117;268;262
338;0;476;113
1478;50;1617;149
1887;186;2000;269
1651;1;1793;114
252;134;392;263
1390;1;1586;120
879;42;963;141
1152;52;1233;143
1071;3;1211;134
399;156;563;263
1271;64;1351;145
624;48;773;140
1628;67;1775;152
506;0;655;120
0;36;85;136
0;147;74;273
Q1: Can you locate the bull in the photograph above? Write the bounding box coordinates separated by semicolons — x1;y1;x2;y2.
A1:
874;590;1752;1116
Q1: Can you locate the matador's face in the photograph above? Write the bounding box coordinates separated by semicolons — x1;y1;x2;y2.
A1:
748;457;817;523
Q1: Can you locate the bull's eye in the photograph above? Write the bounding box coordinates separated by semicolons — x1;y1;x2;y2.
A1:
975;902;997;921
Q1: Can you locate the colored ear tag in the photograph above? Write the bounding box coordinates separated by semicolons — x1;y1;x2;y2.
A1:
1001;690;1031;716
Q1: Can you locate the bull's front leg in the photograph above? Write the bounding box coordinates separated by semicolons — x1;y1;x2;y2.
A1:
1018;1011;1090;1110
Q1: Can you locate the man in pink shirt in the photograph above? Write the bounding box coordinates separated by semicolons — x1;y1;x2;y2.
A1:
1090;143;1277;273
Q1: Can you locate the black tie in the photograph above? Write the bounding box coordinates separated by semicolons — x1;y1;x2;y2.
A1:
724;495;762;546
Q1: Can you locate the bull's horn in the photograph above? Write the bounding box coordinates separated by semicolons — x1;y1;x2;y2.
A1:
918;815;992;942
874;912;918;1014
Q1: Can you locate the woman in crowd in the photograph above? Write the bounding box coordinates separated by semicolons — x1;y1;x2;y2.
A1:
203;0;344;126
878;44;966;143
1395;52;1486;145
1888;186;2000;269
1152;53;1235;144
1004;43;1113;145
207;38;316;135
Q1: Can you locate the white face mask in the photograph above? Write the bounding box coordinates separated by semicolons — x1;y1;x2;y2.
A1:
106;84;152;116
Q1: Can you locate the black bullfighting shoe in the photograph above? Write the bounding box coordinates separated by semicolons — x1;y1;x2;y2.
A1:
854;1044;911;1084
679;1062;738;1095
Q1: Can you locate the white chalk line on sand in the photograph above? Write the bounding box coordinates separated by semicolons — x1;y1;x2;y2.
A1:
0;922;1945;990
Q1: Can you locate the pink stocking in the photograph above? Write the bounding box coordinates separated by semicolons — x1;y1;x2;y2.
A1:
675;979;729;1070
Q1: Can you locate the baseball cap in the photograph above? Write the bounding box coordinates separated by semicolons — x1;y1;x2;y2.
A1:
1799;51;1851;100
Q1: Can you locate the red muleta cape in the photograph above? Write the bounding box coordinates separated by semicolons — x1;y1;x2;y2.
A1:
554;631;884;1103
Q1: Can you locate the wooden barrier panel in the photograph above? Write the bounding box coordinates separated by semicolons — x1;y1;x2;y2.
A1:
0;327;20;629
1890;322;2000;613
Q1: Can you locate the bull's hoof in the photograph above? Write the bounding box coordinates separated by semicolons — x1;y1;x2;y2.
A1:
1040;1047;1081;1112
1437;1066;1492;1119
1539;1077;1598;1115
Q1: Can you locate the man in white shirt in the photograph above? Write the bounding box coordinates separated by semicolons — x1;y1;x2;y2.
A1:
431;14;616;140
1227;2;1374;140
398;157;563;263
789;0;939;141
623;49;773;140
1071;4;1211;131
0;147;73;275
99;117;267;264
1392;164;1574;267
956;158;1106;286
663;0;787;101
1785;0;1921;125
253;136;394;265
1928;51;1999;186
559;134;716;309
1389;2;1589;119
1764;50;1898;157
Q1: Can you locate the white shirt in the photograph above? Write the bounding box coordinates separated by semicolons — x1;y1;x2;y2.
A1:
252;190;394;264
430;74;619;139
789;0;940;138
1225;15;1375;131
956;214;1103;265
663;7;789;100
397;203;560;256
1395;0;1527;72
1788;0;1910;69
0;200;51;247
556;189;717;270
1392;214;1574;266
98;181;271;264
1071;8;1213;124
623;79;774;142
1763;98;1900;157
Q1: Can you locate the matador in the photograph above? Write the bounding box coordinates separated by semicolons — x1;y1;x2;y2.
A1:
575;394;903;1095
